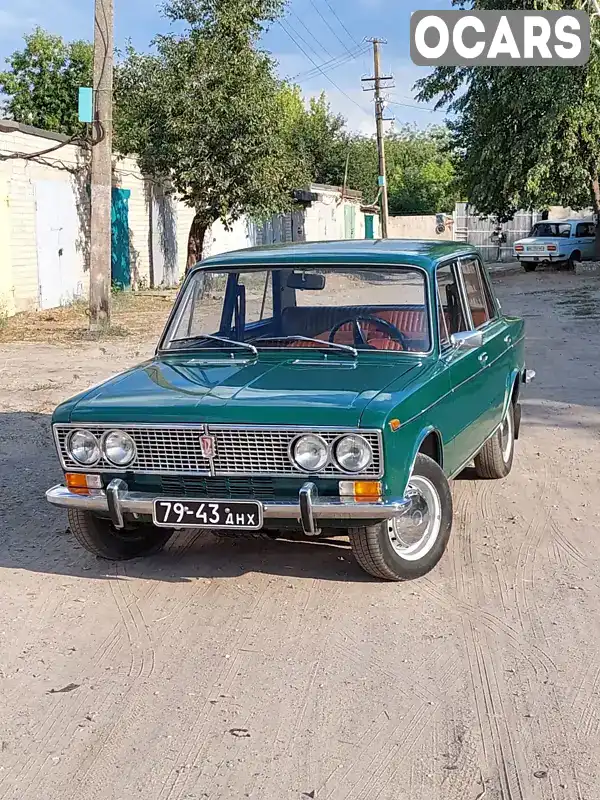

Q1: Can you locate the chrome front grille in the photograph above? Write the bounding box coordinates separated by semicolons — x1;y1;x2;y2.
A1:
53;425;383;478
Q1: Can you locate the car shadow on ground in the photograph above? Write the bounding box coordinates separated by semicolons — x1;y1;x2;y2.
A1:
0;412;371;584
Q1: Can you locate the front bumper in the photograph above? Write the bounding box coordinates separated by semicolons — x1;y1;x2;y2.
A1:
46;479;410;537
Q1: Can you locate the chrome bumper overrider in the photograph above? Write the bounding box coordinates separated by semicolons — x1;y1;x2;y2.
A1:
46;479;410;537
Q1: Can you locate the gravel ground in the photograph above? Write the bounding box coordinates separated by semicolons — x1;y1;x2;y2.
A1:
0;268;599;800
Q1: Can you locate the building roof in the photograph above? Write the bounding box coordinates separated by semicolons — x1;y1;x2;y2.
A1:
196;238;475;272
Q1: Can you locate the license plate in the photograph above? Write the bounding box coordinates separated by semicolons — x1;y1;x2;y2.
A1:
153;499;263;530
526;245;546;252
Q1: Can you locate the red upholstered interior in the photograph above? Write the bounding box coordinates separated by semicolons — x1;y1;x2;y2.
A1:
280;306;429;351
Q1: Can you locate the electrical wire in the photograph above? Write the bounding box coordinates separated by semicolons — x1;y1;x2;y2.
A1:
288;9;334;61
385;99;446;113
283;17;327;62
278;21;372;115
308;0;354;54
293;43;369;81
320;0;360;48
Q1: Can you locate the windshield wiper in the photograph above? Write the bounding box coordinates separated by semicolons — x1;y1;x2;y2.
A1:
167;334;258;356
252;335;357;357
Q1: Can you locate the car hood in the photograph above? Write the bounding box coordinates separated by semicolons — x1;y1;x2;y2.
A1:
61;353;424;428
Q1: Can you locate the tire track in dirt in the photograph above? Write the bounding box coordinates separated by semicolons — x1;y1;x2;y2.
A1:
419;578;556;680
464;620;530;800
317;645;461;800
10;566;160;800
181;580;346;800
155;576;293;800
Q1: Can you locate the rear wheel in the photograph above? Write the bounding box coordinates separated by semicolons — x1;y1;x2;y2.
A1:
349;454;453;581
474;403;515;479
523;262;537;272
566;252;579;271
67;509;174;560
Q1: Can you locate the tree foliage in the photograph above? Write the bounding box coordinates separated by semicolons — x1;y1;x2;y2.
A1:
115;0;301;265
0;27;92;135
415;0;600;227
345;126;462;214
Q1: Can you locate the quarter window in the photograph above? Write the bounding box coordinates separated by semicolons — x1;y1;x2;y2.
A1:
436;263;467;345
459;258;495;329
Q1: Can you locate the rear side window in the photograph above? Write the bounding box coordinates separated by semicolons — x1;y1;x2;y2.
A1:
576;222;595;237
459;257;496;329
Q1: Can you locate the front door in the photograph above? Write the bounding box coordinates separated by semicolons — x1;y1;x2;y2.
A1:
457;255;509;445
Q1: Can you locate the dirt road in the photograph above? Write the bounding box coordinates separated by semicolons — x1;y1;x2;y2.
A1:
0;270;599;800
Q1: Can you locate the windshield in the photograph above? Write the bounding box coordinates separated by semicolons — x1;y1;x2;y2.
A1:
161;266;430;354
529;223;571;238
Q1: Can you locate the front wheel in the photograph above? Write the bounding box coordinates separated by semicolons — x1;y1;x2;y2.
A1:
474;403;515;479
349;454;453;581
67;509;174;560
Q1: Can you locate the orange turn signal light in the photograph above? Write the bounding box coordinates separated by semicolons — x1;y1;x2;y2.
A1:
389;418;401;432
339;480;382;501
66;473;102;495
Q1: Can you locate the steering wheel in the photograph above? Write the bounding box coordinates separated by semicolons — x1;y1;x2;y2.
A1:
328;315;409;349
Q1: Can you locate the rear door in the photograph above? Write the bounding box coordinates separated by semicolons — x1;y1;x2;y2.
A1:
575;222;595;260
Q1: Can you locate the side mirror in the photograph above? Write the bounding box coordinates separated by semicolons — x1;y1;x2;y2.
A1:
450;330;483;349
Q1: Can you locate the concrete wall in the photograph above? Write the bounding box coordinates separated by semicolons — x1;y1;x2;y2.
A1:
0;124;194;314
0;177;14;317
388;214;453;241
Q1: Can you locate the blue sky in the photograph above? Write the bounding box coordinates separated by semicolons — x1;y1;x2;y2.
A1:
0;0;454;133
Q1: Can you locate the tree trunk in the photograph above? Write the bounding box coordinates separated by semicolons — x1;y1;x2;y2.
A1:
591;177;600;259
186;214;209;273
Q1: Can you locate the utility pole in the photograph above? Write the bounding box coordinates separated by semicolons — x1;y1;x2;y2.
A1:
89;0;114;330
362;38;394;238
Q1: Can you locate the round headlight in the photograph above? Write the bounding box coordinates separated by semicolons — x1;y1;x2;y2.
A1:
103;430;136;467
334;435;373;473
68;430;101;466
291;434;329;472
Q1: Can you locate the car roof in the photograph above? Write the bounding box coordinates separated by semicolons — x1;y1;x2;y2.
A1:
536;218;593;225
193;238;477;274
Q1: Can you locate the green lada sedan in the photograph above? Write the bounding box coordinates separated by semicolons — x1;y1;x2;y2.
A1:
46;239;534;581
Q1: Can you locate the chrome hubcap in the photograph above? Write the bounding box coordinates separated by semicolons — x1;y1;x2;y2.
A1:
387;475;442;561
499;410;513;463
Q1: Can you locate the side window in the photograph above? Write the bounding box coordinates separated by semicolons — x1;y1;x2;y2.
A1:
436;263;467;345
459;257;495;328
576;222;595;237
239;271;273;325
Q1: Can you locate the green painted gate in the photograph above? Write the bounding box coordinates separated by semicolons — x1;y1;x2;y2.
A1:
111;188;131;290
364;214;374;239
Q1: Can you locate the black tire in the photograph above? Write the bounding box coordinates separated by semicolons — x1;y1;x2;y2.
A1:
474;403;515;479
523;262;537;272
67;509;174;560
349;454;453;582
566;252;578;271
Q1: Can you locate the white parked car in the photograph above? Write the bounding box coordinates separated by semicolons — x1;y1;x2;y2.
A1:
513;219;596;272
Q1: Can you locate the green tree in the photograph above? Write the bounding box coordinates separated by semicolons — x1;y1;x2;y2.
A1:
116;0;299;267
415;0;600;250
0;27;92;135
344;126;461;214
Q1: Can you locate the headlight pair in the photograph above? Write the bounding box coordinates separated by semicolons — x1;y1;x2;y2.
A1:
291;433;373;474
67;429;136;467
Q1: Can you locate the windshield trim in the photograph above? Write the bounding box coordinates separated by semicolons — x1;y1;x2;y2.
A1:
156;261;435;358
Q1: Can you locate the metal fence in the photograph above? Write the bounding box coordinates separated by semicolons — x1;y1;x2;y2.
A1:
453;203;541;262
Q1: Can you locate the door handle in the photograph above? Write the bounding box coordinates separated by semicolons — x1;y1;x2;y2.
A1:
478;352;489;365
504;335;512;345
